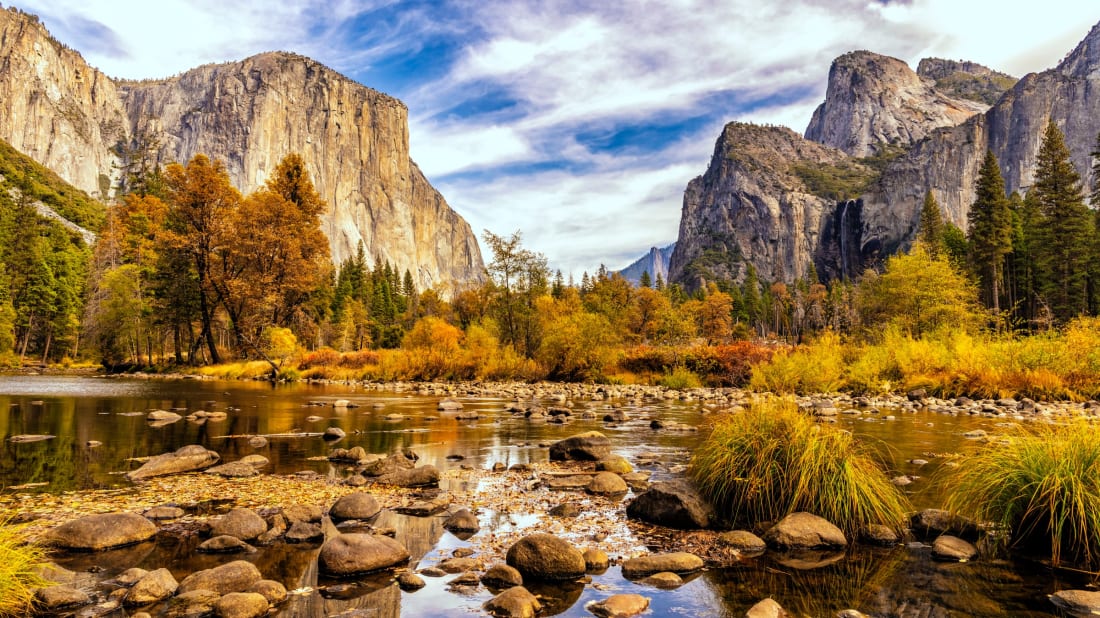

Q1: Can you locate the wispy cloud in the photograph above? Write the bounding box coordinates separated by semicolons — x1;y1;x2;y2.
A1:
21;0;1100;278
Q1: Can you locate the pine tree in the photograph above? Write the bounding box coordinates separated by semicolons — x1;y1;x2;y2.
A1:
639;270;652;288
741;264;762;334
654;272;665;291
967;150;1013;315
918;190;946;259
1032;121;1093;322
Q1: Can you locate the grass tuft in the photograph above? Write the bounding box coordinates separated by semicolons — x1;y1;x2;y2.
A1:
0;521;47;616
942;420;1100;568
689;398;910;536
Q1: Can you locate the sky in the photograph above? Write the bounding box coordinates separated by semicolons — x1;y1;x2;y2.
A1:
18;0;1100;278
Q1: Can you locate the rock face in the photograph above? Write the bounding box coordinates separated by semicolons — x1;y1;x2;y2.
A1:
0;7;484;293
916;58;1018;105
617;243;675;286
805;51;988;157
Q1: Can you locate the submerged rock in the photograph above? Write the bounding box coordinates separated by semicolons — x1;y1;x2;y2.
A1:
587;593;651;617
1050;589;1100;615
126;445;220;481
44;512;157;550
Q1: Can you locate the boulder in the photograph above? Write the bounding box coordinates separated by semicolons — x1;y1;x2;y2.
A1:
718;530;767;553
397;572;426;591
248;436;268;448
640;572;683;588
177;560;262;596
444;508;480;533
596;455;633;474
248;580;287;605
361;451;418;477
548;503;581;518
505;533;587;581
582;548;609;571
329;493;382;521
1050;590;1100;615
210;508;267;541
484;586;542;618
861;524;900;546
377;465;440;488
113;567;149;586
323;427;346;440
318;533;410;576
198;535;256;553
44;512;157;550
588;593;650;617
143;506;185;520
587;472;628;495
746;597;790;618
931;535;978;561
125;568;178;605
285;521;323;543
625;479;715;528
126;445;220;481
763;512;847;549
909;508;980;541
282;505;323;524
204;461;259;478
213;592;269;618
548;431;612;461
34;585;91;612
438;399;464;410
620;552;703;579
164;590;220;618
438;557;478;573
147;410;182;422
481;564;523;589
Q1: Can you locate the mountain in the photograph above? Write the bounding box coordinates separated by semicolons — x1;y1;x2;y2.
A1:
804;51;989;157
617;244;675;285
916;58;1018;105
0;6;484;293
671;22;1100;289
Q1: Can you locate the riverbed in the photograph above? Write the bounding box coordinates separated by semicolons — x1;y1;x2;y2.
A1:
0;375;1087;617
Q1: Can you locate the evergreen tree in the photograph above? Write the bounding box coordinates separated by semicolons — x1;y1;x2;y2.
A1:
639;270;652;288
918;190;947;259
654;272;665;291
741;264;762;334
1032;121;1093;322
551;270;565;298
967;150;1013;315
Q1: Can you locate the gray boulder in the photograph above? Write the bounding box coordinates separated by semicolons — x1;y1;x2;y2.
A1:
625;479;715;528
505;533;586;581
126;445;220;481
548;431;612;461
318;533;410;576
763;512;847;549
177;560;262;596
329;493;382;521
44;512;157;550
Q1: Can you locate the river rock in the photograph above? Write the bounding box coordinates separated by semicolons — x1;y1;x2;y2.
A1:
587;471;628;495
505;533;586;580
396;572;426;591
143;506;185;520
126;445;220;481
204;461;260;478
210;508;267;541
481;564;523;589
745;597;790;617
931;535;978;561
909;508;980;541
213;592;269;618
621;552;703;579
596;455;633;474
640;571;683;588
330;493;382;521
164;590;220;618
718;530;767;552
177;560;262;595
323;426;346;440
438;557;478;573
198;535;256;553
377;464;440;487
1050;590;1100;614
114;567;149;586
147;410;182;422
438;399;464;410
549;431;612;461
318;533;410;576
8;434;54;442
286;521;323;543
125;568;177;605
625;479;715;528
247;436;268;448
239;455;269;467
34;585;91;611
588;593;650;617
861;524;900;546
548;503;581;518
248;580;287;605
763;512;847;549
44;512;157;550
282;504;323;524
583;548;609;571
484;586;542;618
448;571;480;588
444;508;480;533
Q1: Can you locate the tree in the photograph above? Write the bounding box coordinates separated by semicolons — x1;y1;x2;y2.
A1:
639;270;652;288
967;150;1013;315
699;285;733;343
483;230;549;356
1032;121;1093;322
918;190;946;259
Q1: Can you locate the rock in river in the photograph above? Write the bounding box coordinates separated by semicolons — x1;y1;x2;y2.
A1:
34;585;91;612
484;586;542;618
620;552;703;579
329;493;382;521
126;444;220;481
626;479;715;528
125;568;178;605
1050;590;1100;615
587;593;651;617
44;512;157;550
444;508;480;533
931;535;978;561
213;592;270;618
762;512;847;550
586;471;628;495
210;508;268;541
318;533;410;576
548;431;612;461
177;560;262;596
505;533;586;581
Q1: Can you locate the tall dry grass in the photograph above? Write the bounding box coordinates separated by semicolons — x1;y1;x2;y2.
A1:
0;521;47;616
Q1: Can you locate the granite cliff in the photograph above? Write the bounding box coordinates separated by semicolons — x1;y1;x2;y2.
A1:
0;7;484;293
617;244;675;286
672;22;1100;289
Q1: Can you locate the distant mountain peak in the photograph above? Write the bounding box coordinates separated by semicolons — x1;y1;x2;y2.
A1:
617;243;675;285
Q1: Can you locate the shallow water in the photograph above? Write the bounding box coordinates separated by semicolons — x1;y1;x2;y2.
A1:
0;376;1087;617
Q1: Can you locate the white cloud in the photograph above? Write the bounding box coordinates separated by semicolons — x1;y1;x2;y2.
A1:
408;122;531;176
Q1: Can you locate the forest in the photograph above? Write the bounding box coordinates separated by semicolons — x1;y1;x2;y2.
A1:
2;121;1100;399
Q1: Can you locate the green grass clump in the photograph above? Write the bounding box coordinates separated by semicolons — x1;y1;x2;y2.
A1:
0;521;47;616
690;398;910;536
943;421;1100;568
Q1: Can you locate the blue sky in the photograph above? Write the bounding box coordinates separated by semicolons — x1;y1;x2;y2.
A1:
21;0;1100;278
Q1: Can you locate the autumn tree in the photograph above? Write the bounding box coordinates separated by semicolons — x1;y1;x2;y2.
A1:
699;284;733;343
968;150;1013;315
483;230;549;357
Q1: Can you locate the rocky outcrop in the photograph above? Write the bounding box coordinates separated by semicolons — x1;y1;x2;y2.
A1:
916;58;1017;105
617;244;675;286
0;7;484;293
805;51;987;157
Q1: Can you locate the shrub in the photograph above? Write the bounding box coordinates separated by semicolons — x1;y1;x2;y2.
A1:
657;366;702;389
942;420;1100;568
690;398;910;536
0;521;47;616
749;332;845;394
